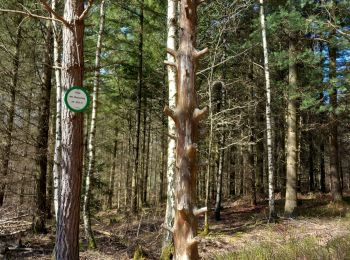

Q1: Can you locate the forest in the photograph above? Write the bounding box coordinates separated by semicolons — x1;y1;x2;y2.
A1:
0;0;349;259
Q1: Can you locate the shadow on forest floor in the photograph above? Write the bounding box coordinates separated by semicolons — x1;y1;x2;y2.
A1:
1;193;350;259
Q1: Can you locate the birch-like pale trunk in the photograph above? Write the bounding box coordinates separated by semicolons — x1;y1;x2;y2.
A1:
52;0;62;221
284;38;298;217
162;0;177;255
259;0;275;220
83;0;106;250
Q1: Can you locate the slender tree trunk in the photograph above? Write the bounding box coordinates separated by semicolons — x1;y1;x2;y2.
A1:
329;45;343;202
54;0;85;258
284;38;298;217
131;0;145;213
108;134;118;210
320;142;326;192
33;23;53;233
229;148;236;196
83;0;106;250
164;1;208;258
259;0;275;220
0;20;22;207
52;0;62;221
308;133;315;191
20;88;34;205
214;134;225;221
143;115;151;204
162;0;177;255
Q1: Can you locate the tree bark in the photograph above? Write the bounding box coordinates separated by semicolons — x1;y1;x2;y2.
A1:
131;0;145;213
164;1;208;258
54;0;85;258
284;38;298;217
108;134;117;210
259;0;275;220
0;19;22;207
162;0;177;255
83;0;106;250
52;0;62;221
329;45;342;202
33;23;53;233
320;142;326;193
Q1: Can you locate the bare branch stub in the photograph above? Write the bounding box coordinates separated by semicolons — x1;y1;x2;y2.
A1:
193;47;209;59
164;60;177;68
167;48;178;58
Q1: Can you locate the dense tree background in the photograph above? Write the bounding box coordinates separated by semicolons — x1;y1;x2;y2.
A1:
0;0;349;259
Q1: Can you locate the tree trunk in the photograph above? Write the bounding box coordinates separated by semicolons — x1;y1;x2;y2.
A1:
108;135;118;210
143;115;151;205
0;19;22;207
20;88;34;205
164;1;208;258
54;0;85;258
52;0;62;221
214;134;225;221
320;142;326;192
83;0;106;250
259;0;275;220
329;45;342;202
162;0;177;255
308;133;315;191
33;23;53;233
284;38;298;217
131;0;145;213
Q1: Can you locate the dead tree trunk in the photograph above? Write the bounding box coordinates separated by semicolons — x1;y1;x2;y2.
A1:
164;0;208;258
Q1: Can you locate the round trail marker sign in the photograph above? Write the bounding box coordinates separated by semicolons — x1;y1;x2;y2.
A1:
64;86;90;112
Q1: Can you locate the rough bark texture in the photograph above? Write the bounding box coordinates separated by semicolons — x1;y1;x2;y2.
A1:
33;23;53;233
0;20;22;207
164;1;208;258
162;0;177;255
259;0;275;220
329;45;343;202
284;38;298;217
83;0;106;249
54;0;85;258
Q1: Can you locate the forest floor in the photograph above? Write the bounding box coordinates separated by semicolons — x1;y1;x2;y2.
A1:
1;193;350;259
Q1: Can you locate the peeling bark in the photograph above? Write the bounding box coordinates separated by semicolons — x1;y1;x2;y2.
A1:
164;0;208;258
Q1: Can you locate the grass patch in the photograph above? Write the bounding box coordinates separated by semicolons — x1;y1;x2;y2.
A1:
216;234;350;260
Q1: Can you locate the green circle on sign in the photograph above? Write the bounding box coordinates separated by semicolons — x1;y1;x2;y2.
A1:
64;86;91;112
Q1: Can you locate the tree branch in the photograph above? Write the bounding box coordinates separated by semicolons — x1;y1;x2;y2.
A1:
0;8;65;25
37;0;70;27
78;0;94;21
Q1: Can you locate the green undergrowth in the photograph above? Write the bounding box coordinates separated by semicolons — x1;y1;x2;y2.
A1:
216;234;350;260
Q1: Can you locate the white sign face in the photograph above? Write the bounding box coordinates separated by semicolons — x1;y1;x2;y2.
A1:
64;87;90;112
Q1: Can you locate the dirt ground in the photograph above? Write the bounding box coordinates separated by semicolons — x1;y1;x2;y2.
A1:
1;193;350;259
